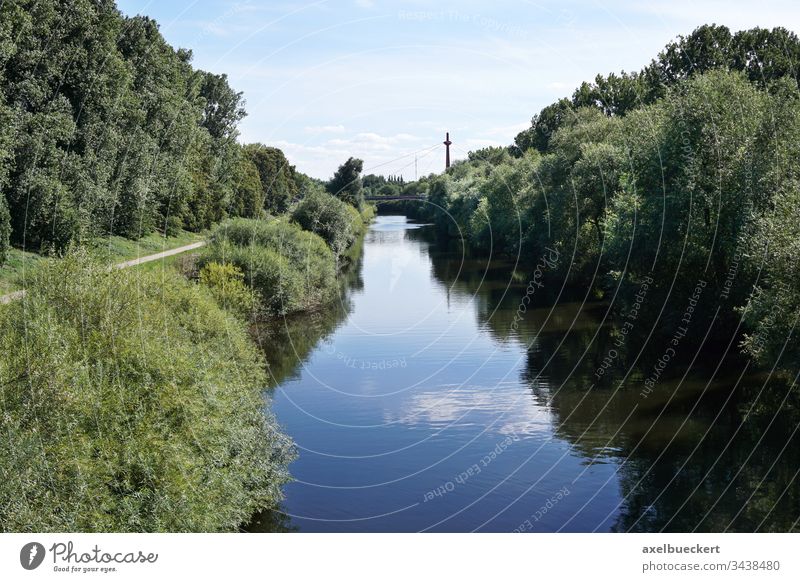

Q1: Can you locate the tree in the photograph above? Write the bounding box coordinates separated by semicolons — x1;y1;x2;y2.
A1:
654;24;734;84
327;157;364;207
198;71;246;142
513;25;800;157
245;144;298;214
514;98;575;153
572;71;646;116
0;2;266;247
0;251;294;531
230;149;265;219
292;189;362;257
0;83;10;265
731;27;800;86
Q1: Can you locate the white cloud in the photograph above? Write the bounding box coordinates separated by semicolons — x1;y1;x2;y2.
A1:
267;130;436;179
144;0;800;182
329;132;421;150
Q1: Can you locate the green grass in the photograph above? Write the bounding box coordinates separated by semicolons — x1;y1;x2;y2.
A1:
134;247;201;276
0;230;206;296
0;250;294;531
0;248;48;295
97;230;205;263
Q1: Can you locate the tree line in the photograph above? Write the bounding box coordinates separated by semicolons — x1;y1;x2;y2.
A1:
0;0;362;266
413;24;800;376
514;24;800;153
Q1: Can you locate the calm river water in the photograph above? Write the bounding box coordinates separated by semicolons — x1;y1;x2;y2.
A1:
248;215;800;532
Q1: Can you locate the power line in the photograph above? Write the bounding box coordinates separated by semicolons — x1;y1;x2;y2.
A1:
361;142;440;175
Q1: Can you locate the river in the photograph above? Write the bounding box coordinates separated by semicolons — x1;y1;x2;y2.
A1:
247;215;800;532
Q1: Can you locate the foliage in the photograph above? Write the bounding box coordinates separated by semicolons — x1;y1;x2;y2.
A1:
740;81;800;371
292;189;364;257
202;218;338;315
0;193;9;265
244;144;299;214
199;261;259;319
515;25;800;155
360;203;376;224
0;250;294;532
230;152;266;219
0;1;310;254
327;157;364;207
362;174;406;198
426;66;800;378
514;98;575;154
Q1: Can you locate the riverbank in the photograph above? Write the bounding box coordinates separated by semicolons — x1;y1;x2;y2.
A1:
0;199;372;532
0;249;296;532
0;230;206;298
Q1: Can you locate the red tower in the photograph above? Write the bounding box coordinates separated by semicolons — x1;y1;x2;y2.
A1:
443;132;452;170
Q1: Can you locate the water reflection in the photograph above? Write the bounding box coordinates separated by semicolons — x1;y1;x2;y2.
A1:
250;216;800;532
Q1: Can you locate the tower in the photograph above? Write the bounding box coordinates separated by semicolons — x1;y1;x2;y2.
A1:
443;132;452;170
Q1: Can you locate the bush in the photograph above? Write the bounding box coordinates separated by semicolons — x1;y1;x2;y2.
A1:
360;203;376;224
199;261;259;319
0;250;294;532
0;193;10;266
292;190;364;257
204;218;338;315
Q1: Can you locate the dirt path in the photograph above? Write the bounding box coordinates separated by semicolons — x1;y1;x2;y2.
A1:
0;241;206;304
113;241;206;269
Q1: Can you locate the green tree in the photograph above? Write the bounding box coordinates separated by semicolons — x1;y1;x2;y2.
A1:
230;148;265;219
198;71;246;142
292;188;363;257
514;98;575;153
245;144;298;214
327;157;364;207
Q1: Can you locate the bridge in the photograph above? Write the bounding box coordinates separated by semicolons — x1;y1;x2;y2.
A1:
364;195;426;202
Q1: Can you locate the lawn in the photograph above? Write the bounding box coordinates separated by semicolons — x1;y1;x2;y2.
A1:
96;230;206;263
0;230;206;295
0;248;48;296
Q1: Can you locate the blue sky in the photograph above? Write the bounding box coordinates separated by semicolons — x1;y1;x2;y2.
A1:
116;0;799;180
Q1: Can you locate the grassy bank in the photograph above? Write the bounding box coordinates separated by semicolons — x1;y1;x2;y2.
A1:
0;230;205;296
0;195;370;531
200;193;373;318
0;251;294;532
0;248;47;295
201;218;339;317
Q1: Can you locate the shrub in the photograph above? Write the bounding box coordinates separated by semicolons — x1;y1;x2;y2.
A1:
0;193;10;266
204;218;338;315
199;261;259;319
360;203;376;224
292;190;364;257
0;250;294;532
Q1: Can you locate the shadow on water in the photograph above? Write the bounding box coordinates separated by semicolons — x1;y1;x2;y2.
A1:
249;239;365;389
424;229;800;532
243;242;364;532
247;216;800;532
244;503;298;533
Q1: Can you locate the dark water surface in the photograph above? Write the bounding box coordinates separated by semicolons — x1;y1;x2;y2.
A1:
249;216;800;532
